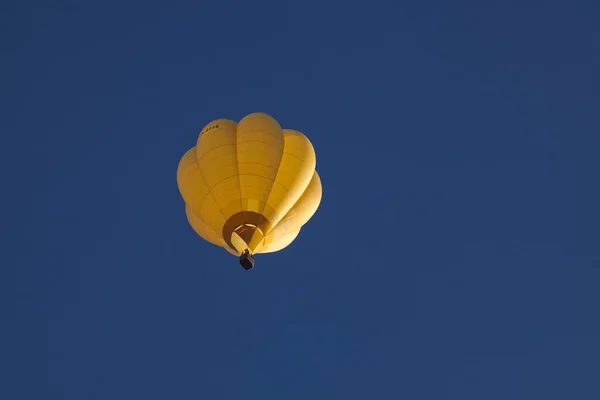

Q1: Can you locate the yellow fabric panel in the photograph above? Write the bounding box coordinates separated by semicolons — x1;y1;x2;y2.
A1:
195;119;242;220
257;171;321;253
176;147;209;206
259;228;300;253
275;170;322;231
246;228;266;253
230;231;249;253
236;112;284;226
258;208;301;253
194;192;227;236
177;146;227;246
185;204;224;247
262;129;316;229
196;119;238;159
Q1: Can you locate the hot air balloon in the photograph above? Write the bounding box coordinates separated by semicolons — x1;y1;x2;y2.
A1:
176;112;322;270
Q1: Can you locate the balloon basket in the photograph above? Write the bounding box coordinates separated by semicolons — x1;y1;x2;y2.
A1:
239;250;254;270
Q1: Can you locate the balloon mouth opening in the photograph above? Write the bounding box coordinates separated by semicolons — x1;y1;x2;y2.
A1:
222;211;272;254
234;223;264;243
234;223;261;234
230;223;265;254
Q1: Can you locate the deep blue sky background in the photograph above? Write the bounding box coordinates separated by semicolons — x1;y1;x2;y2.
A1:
2;0;599;398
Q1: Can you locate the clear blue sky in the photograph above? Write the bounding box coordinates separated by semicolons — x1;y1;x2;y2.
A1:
2;0;599;398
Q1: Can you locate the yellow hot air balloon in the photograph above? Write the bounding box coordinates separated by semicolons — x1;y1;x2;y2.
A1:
176;112;322;270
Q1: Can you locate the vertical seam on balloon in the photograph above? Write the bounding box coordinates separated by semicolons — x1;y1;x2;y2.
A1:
254;130;286;238
190;186;226;233
295;171;322;227
234;122;247;231
187;203;226;246
269;170;320;237
181;158;225;230
261;133;315;232
193;145;227;225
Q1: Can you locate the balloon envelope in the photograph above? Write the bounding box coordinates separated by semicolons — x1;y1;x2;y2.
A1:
176;112;322;263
